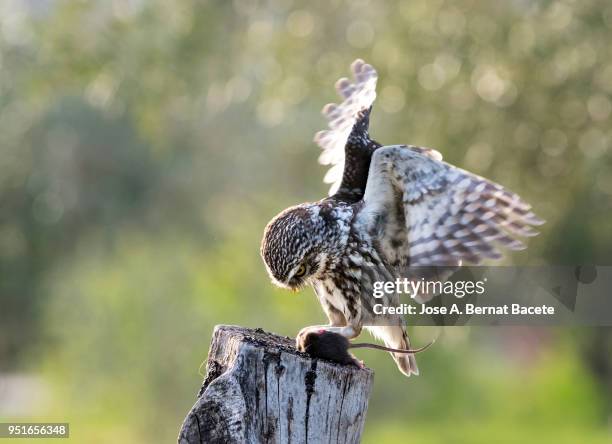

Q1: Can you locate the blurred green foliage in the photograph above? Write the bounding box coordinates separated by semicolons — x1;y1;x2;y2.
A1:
1;0;611;442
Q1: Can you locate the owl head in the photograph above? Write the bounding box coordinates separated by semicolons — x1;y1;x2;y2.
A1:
260;203;335;290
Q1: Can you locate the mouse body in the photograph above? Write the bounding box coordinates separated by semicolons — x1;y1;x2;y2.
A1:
296;329;434;368
299;330;361;366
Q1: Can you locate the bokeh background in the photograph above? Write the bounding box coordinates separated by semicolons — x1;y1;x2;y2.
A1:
1;0;612;442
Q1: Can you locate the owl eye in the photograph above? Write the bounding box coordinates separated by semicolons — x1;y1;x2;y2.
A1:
294;264;307;278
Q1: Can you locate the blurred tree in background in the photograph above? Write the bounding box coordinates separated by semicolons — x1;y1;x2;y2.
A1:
0;0;611;442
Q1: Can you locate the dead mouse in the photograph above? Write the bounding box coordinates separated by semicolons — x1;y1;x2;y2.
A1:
296;329;434;368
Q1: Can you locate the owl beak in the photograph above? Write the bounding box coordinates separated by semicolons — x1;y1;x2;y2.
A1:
274;279;299;292
285;277;302;292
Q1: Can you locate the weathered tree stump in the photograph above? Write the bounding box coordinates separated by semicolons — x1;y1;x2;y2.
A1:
178;325;374;444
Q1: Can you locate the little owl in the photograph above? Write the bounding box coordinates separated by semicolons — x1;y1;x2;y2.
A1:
260;60;543;376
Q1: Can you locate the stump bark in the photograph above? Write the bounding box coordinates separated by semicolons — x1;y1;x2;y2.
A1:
178;325;374;444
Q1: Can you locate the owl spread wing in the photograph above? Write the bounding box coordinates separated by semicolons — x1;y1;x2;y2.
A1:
360;145;544;269
314;59;378;196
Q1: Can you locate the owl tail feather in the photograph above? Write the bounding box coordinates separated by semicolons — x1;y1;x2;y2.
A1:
394;335;419;377
366;325;419;377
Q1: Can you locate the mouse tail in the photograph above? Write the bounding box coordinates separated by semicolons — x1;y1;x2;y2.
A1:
366;325;419;377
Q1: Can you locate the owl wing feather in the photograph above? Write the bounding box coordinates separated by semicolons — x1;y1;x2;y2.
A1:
359;145;544;285
314;59;378;195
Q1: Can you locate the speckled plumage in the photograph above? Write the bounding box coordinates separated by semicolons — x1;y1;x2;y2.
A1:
260;59;544;376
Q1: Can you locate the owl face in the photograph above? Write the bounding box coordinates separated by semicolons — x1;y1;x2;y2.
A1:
260;204;328;290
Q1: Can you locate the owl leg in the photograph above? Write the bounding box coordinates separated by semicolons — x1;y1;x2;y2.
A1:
318;303;362;339
295;306;353;351
296;312;346;349
296;298;362;350
321;324;362;339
